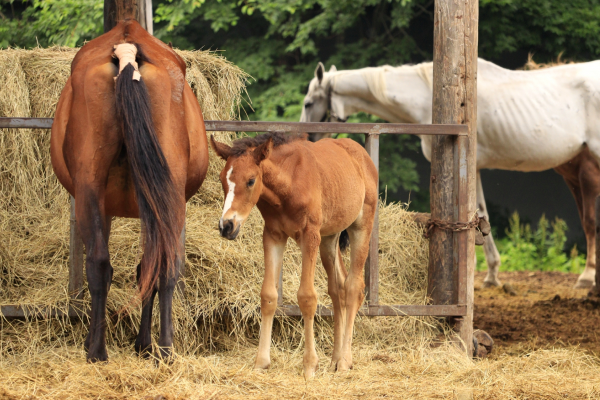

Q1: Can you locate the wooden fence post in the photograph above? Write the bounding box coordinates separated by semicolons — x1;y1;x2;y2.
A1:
429;0;478;355
104;0;152;32
364;133;380;306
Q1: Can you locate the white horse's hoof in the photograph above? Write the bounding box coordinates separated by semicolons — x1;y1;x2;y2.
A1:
574;279;595;289
483;279;501;288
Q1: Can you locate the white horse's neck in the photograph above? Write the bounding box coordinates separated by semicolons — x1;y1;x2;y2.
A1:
328;63;433;124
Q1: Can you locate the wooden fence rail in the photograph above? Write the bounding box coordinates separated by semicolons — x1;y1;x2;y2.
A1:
0;117;469;319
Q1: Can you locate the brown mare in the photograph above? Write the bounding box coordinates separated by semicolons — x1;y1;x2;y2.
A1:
555;147;600;289
51;20;208;361
210;133;378;378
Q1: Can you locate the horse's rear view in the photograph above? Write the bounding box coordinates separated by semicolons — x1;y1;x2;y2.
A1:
51;20;209;362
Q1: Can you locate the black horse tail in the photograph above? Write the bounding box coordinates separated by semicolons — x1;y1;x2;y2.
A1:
115;62;179;302
339;230;350;252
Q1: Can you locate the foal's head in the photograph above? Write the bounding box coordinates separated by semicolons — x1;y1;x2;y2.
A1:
210;135;274;240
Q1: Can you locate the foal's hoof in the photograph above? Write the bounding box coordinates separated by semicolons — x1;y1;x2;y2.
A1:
254;358;270;371
336;358;352;373
574;279;595;289
303;356;319;380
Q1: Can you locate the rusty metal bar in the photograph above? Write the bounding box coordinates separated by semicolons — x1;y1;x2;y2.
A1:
0;118;468;136
275;304;467;317
364;133;380;305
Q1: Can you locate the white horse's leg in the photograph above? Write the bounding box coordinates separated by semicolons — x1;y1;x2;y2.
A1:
477;172;502;287
255;228;287;370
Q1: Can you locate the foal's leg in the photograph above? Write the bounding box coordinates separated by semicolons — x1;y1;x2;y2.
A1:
297;228;321;379
319;234;348;371
134;262;158;357
255;228;287;370
477;172;502;287
77;190;113;362
338;210;374;372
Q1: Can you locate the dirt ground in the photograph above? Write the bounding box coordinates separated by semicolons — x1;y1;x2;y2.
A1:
474;271;600;355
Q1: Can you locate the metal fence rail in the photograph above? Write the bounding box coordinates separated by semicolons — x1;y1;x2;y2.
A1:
0;117;468;319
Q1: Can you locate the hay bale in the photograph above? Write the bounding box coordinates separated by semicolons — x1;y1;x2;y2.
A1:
0;47;440;356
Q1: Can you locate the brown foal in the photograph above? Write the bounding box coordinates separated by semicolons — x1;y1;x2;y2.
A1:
51;20;208;362
211;133;378;378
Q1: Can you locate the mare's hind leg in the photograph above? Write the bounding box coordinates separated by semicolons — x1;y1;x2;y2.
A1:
77;190;114;362
156;224;185;361
84;215;112;354
338;207;375;372
134;262;158;357
319;234;348;371
255;228;287;370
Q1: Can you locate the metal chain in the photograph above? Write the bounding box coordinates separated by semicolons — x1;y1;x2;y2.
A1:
424;215;480;239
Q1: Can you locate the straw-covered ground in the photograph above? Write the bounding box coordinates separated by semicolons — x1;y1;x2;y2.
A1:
0;48;599;399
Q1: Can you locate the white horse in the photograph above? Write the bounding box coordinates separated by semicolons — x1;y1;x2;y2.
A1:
300;59;600;288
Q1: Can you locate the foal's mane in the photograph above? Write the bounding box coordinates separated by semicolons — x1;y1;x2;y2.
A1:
230;132;307;156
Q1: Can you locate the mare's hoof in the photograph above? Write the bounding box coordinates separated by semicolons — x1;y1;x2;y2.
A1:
134;340;153;359
483;279;501;288
86;350;108;363
574;279;595;289
154;347;175;365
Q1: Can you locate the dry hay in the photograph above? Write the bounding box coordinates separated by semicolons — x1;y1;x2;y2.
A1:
0;47;440;351
1;47;599;398
521;52;575;70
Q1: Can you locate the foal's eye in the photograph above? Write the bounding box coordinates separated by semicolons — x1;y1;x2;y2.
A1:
247;178;255;187
304;102;313;108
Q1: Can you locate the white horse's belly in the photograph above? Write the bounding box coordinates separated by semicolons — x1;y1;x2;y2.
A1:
476;81;587;171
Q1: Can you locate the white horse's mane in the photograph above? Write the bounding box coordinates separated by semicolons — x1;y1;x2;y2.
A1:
328;63;434;107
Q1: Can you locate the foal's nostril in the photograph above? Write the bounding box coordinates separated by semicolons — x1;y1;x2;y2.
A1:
220;219;234;238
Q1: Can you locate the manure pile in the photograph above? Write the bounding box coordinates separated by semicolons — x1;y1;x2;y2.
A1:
0;47;439;358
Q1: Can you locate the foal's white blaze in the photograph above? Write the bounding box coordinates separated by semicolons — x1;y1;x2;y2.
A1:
222;166;236;219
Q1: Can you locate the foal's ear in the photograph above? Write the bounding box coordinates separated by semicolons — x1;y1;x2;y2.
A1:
329;65;337;73
315;62;325;84
210;135;233;160
253;137;273;164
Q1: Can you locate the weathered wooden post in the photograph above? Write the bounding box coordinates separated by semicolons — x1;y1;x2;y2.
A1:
104;0;153;33
428;0;478;355
364;133;380;306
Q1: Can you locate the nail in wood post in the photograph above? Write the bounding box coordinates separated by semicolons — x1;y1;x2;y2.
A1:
364;133;380;306
431;0;478;355
68;196;84;299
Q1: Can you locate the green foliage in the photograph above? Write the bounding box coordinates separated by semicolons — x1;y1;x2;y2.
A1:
479;0;600;61
4;0;600;203
0;0;103;48
476;212;585;273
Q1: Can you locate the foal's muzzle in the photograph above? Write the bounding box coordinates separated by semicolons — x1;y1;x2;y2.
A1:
219;218;241;240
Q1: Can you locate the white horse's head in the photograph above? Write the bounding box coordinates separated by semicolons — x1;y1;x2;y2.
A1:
300;62;344;141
